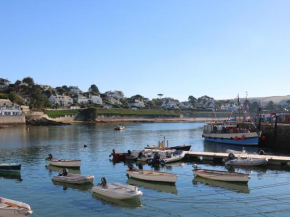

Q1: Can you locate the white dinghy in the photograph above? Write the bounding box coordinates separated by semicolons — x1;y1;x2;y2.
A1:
0;197;33;216
160;150;186;164
46;154;81;168
225;157;268;166
126;165;178;183
193;169;250;182
52;168;94;184
92;177;143;200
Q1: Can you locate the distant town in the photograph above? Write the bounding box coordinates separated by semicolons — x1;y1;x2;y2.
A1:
1;77;290;117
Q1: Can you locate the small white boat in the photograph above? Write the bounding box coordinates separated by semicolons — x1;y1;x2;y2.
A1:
0;197;33;216
126;169;178;183
225;157;268;166
52;173;94;184
46;154;81;168
193;169;250;182
160;150;186;164
114;125;125;130
92;178;142;200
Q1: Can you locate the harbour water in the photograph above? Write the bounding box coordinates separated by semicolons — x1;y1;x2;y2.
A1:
1;123;290;217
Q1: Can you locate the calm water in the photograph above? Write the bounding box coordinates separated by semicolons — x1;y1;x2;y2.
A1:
1;123;290;217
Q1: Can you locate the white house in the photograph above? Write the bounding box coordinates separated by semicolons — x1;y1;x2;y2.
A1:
105;91;124;100
73;94;88;104
178;101;192;108
49;95;73;105
129;99;145;108
161;99;179;108
0;102;21;116
0;78;11;88
108;97;122;105
69;86;83;94
88;94;102;104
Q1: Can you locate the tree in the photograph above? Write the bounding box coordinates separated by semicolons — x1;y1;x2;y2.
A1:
251;101;259;111
266;101;275;111
0;93;8;99
89;84;99;93
157;94;163;99
22;77;34;85
8;92;24;105
188;96;197;104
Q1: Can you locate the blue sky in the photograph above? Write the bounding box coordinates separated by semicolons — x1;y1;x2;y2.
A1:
0;0;290;101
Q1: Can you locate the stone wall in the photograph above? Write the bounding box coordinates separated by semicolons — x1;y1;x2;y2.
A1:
0;116;26;125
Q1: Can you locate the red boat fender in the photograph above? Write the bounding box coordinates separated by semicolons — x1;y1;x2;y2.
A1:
241;135;245;140
234;136;238;141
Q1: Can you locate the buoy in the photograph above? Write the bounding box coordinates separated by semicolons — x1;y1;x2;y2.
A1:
261;135;266;140
84;145;87;148
234;136;238;141
241;135;245;140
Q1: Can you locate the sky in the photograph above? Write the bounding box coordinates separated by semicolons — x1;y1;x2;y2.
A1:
0;0;290;101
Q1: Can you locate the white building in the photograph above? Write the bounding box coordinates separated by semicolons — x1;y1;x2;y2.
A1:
105;91;124;100
0;101;21;116
108;97;122;105
178;101;192;108
129;99;145;107
49;95;73;105
88;94;102;104
73;94;88;104
69;86;83;94
161;99;179;108
0;78;11;88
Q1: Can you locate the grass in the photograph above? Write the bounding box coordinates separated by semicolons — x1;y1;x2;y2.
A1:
45;109;180;118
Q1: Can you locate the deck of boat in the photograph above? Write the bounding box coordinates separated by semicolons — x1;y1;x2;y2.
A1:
184;151;290;165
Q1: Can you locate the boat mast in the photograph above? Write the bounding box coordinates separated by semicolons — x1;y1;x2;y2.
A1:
238;93;241;132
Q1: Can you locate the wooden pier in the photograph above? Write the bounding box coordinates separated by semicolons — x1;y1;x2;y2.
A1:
184;151;290;166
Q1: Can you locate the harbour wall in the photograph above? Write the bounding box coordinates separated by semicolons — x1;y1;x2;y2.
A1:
0;116;26;125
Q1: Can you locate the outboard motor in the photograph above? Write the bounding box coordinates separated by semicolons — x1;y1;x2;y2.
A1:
127;150;132;156
137;163;143;170
137;152;143;159
128;163;135;171
258;150;266;155
228;153;236;160
101;177;107;188
63;168;68;176
109;149;116;157
46;154;53;160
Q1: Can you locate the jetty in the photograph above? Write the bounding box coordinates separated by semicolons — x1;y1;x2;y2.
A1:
184;151;290;166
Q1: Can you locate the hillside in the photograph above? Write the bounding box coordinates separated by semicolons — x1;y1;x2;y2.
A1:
225;95;290;105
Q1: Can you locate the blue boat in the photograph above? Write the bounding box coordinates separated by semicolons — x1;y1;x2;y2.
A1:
202;121;261;146
0;163;22;171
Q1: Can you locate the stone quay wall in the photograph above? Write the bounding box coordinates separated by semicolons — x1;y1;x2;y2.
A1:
0;116;26;125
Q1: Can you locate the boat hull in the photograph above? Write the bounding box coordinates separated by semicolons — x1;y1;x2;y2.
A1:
169;145;191;151
193;169;249;182
0;164;21;171
46;159;81;168
0;197;33;216
126;170;177;183
203;133;259;146
225;158;268;166
52;174;95;184
92;183;142;200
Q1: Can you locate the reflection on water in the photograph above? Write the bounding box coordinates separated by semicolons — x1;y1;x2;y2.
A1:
127;178;178;195
92;193;142;208
0;171;22;181
52;181;94;192
193;176;250;193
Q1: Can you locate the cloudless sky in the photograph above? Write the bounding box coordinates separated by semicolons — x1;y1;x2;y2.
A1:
0;0;290;101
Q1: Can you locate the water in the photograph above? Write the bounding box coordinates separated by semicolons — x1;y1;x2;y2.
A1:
1;123;290;217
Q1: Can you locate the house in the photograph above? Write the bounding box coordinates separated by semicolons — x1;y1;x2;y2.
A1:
0;102;21;116
105;91;124;100
88;94;102;104
161;98;179;108
108;97;122;105
73;94;88;104
178;101;192;108
129;99;145;108
144;98;150;103
69;86;83;94
0;78;11;88
49;95;73;105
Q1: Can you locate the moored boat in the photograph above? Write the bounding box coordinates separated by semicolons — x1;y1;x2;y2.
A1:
126;165;178;183
0;197;33;216
114;124;125;130
202;121;261;146
109;149;126;161
92;177;143;200
193;169;250;182
0;163;21;172
45;154;81;168
52;168;94;184
225;157;268;166
160;150;186;164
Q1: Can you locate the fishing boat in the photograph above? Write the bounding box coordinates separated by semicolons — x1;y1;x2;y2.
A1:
202;120;261;146
145;136;191;151
92;177;143;200
126;165;178;183
45;154;81;168
52;168;94;184
193;169;250;182
225;157;268;166
114;124;125;130
0;163;21;172
0;197;33;216
160;150;186;164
